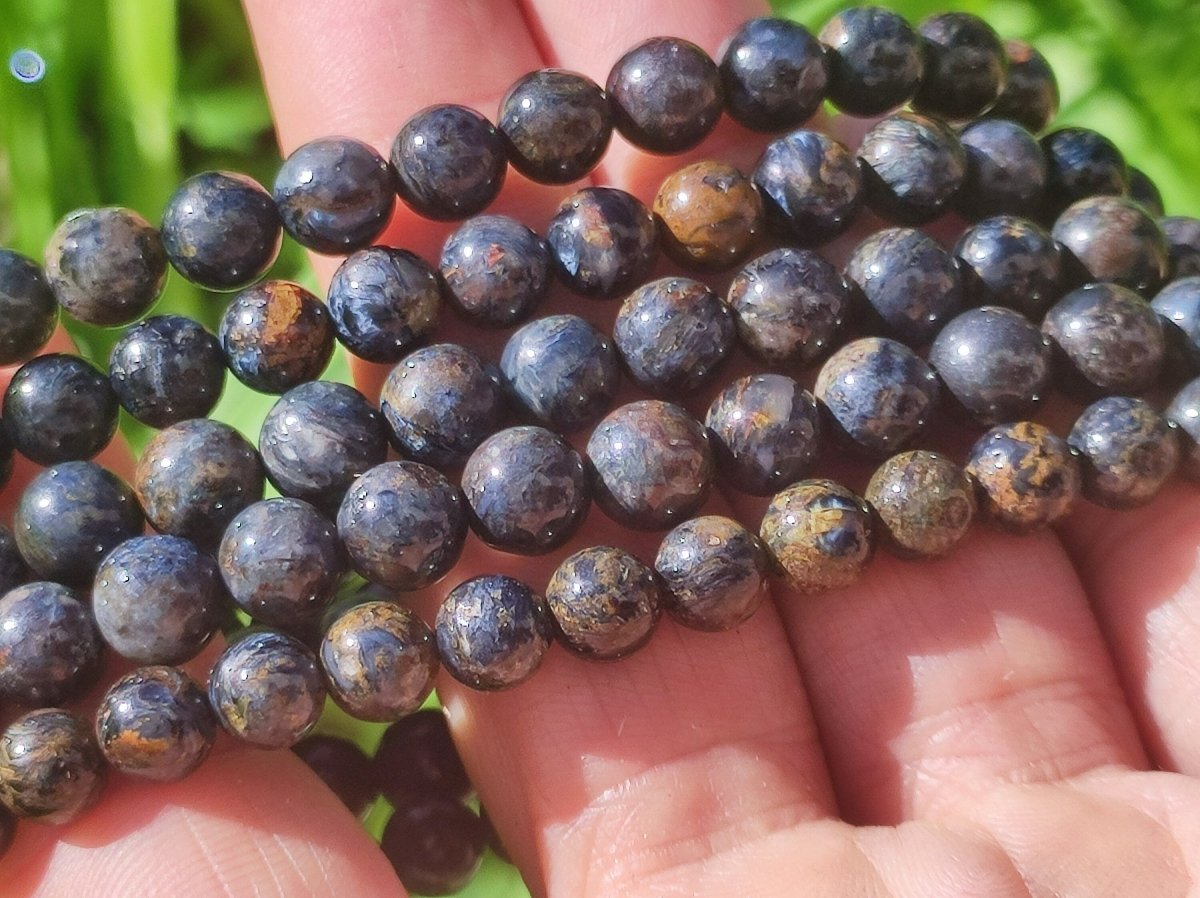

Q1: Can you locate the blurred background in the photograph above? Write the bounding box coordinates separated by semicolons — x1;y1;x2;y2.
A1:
1;0;1198;894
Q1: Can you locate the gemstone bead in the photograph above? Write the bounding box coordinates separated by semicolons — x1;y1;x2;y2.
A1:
4;353;118;465
818;6;924;117
545;187;658;299
327;247;441;363
859;112;967;224
1129;167;1165;218
655;515;769;631
956;119;1046;219
987;40;1058;133
1152;276;1200;376
719;17;828;131
864;450;976;559
292;735;377;816
1052;195;1168;295
381;799;486;897
1068;396;1179;509
753;130;862;244
373;709;470;803
440;215;549;328
912;12;1007;120
0;709;105;824
1165;377;1200;480
0;582;101;707
1041;127;1128;215
653;161;764;269
497;69;612;184
0;249;57;366
546;546;661;661
219;280;334;393
954;215;1063;319
966;421;1081;532
1162;216;1200;280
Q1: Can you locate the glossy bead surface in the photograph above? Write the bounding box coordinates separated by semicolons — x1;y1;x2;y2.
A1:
545;187;658;299
500;314;621;432
497;69;612;184
161;171;281;291
719;17;828;131
380;343;506;468
320;600;438;722
814;337;939;456
1152;276;1200;375
108;315;225;428
987;40;1058;133
957;119;1046;219
954;215;1062;319
0;249;57;365
759;479;875;594
44;207;166;326
614;276;734;395
392;104;506;221
1162;216;1200;280
439;215;548;328
1068;396;1178;509
1052;196;1168;295
705;374;822;496
219;280;334;393
587;400;714;531
373;709;470;803
4;353;117;465
337;461;466;591
0;527;29;597
818;7;924;117
0;582;101;707
844;227;963;345
1129;167;1165;218
327;247;440;363
381;799;486;897
859;112;967;224
273;137;395;254
727;247;849;366
753;130;862;244
865;450;976;559
208;630;325;749
1041;128;1128;215
0;709;104;824
462;427;589;556
912;12;1007;120
966;422;1081;532
94;667;215;782
655;515;769;631
1165;377;1200;480
1042;283;1165;395
436;575;552;691
606;37;722;154
653;162;764;269
546;546;661;661
292;735;376;816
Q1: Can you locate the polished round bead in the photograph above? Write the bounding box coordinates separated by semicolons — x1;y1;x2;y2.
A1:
462;427;589;556
1129;167;1165;218
373;709;470;803
929;306;1051;426
273;137;395;254
1166;378;1200;480
439;215;548;328
546;546;661;661
545;187;658;299
337;461;466;591
219;280;334;393
497;69;612;184
0;250;57;366
94;667;215;782
752;130;862;244
500;314;621;432
987;40;1059;133
292;735;377;815
913;12;1007;120
655;515;769;632
4;353;117;465
705;374;822;496
327;247;440;364
954;215;1063;319
859;112;967;224
966;421;1081;532
727;247;849;366
587;400;714;531
1052;196;1168;295
719;18;827;131
606;37;723;154
108;315;225;428
380;343;506;468
44;207;166;326
0;527;29;597
208;630;325;750
759;479;875;594
1162;216;1200;280
0;709;105;824
956;119;1046;219
1041;128;1128;215
320;600;438;722
1068;396;1179;509
392;104;507;221
0;582;101;707
1152;276;1200;376
814;337;939;457
135;419;264;552
865;450;976;560
844;227;963;346
1042;283;1165;395
15;462;144;586
161;171;281;291
818;6;924;117
436;575;552;691
653;161;764;269
258;381;388;517
381;799;487;896
614;276;735;396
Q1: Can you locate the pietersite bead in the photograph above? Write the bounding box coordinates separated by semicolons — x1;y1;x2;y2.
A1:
545;187;658;299
1152;276;1200;375
818;7;924;117
954;215;1063;319
865;450;976;560
373;709;471;803
220;280;334;393
1068;396;1179;509
655;515;769;631
705;374;822;496
440;215;549;328
1162;216;1200;280
753;130;862;244
759;479;875;594
913;12;1007;120
0;249;57;366
719;18;828;132
546;546;661;661
966;422;1081;532
497;69;612;184
1041;128;1128;215
327;247;440;364
653;162;764;269
956;119;1046;219
1166;377;1200;480
0;527;29;596
727;247;849;366
293;735;376;815
382;799;487;896
0;582;101;707
1053;196;1168;295
859;112;967;224
0;709;105;824
4;353;118;465
987;40;1058;133
1129;167;1165;218
614;277;734;396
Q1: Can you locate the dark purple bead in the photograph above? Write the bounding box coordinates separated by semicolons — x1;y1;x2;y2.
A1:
546;546;661;661
912;12;1007;120
1052;196;1168;296
719;17;828;132
392;105;506;221
1128;167;1165;218
1166;377;1200;480
1162;216;1200;280
966;421;1081;532
1152;276;1200;376
954;215;1063;319
292;735;377;816
161;171;281;291
1041;127;1128;216
818;6;924;117
273;137;395;254
108;315;226;428
440;215;549;328
0;249;57;366
381;799;486;896
752;130;862;244
0;582;101;707
497;69;612;184
545;187;658;299
327;247;440;364
4;353;117;465
0;709;105;824
0;527;29;596
859;112;967;225
219;280;335;394
987;40;1058;133
1068;396;1179;509
614;276;734;396
956;119;1046;219
373;708;470;803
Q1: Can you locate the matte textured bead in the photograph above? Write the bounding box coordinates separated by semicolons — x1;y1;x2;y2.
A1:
4;353;118;465
1166;377;1200;480
0;249;57;366
1152;276;1200;377
497;69;612;184
719;17;828;131
327;247;440;364
865;450;976;559
1162;216;1200;280
653;161;764;269
220;280;335;393
1041;128;1128;216
0;709;105;824
1052;195;1168;295
966;421;1081;532
440;215;549;328
818;7;924;117
987;40;1058;133
753;130;862;244
0;582;101;707
546;546;661;661
373;709;470;803
1068;396;1179;510
954;215;1063;319
956;119;1046;219
655;515;769;631
859;112;967;224
545;187;658;299
912;12;1007;120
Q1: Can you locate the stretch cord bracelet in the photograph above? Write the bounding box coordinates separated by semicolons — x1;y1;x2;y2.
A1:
2;5;1200;892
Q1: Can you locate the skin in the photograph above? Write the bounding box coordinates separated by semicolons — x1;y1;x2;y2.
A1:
3;1;1200;895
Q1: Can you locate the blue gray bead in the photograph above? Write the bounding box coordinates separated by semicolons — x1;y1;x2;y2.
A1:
1069;396;1179;510
546;187;658;299
956;119;1046;220
1041;127;1128;216
955;215;1063;319
0;582;101;707
1165;377;1200;480
818;7;924;117
1153;276;1200;377
440;215;550;328
108;315;225;428
859;112;967;224
753;130;862;244
327;247;440;364
655;516;769;632
546;546;661;661
719;17;828;132
1052;195;1168;296
498;69;612;184
1162;216;1200;280
0;249;57;366
912;12;1007;120
4;353;118;466
987;40;1058;133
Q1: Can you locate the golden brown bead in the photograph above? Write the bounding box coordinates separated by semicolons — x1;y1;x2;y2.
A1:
966;421;1081;532
865;450;976;560
653;161;764;269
